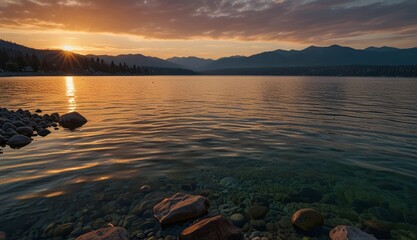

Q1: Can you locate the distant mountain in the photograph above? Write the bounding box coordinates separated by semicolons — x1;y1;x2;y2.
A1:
0;39;196;75
166;56;214;71
88;54;182;69
201;45;417;71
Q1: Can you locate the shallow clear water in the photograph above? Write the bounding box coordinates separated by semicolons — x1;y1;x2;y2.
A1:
0;76;417;239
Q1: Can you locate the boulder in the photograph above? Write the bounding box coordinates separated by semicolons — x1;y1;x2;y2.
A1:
38;128;51;137
7;134;32;148
59;112;88;129
330;225;377;240
51;113;60;122
291;208;324;231
75;227;129;240
180;215;243;240
153;192;209;225
16;126;34;137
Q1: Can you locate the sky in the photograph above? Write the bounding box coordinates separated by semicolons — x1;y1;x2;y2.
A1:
1;0;416;59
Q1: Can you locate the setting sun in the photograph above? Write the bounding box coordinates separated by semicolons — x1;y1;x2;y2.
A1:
62;45;73;51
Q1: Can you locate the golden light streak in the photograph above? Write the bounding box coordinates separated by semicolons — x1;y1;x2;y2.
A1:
65;76;76;112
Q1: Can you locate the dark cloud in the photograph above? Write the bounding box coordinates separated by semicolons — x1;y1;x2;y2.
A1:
1;0;416;45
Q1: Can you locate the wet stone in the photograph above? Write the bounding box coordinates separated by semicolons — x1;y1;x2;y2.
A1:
153;192;210;225
330;225;377;240
53;223;74;237
362;220;391;239
75;227;129;240
230;213;247;228
291;208;324;232
180;215;243;240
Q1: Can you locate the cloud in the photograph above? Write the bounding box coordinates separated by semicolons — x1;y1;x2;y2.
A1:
0;0;416;47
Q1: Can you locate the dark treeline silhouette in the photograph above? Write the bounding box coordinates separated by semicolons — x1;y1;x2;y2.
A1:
0;45;196;75
202;65;417;77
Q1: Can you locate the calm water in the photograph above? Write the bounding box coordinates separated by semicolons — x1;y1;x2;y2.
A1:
1;76;417;239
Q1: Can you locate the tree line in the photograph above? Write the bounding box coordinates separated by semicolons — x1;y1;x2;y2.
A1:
0;48;174;75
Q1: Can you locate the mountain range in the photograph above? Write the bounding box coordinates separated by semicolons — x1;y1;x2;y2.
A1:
1;39;417;74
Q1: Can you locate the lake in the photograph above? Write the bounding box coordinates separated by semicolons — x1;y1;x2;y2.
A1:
1;76;417;239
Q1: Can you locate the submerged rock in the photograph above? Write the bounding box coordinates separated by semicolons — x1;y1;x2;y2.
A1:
140;185;152;193
59;112;88;129
330;225;377;240
75;227;129;240
230;213;246;228
248;205;269;219
180;215;243;240
153;192;210;225
362;220;391;239
53;223;74;237
291;208;324;231
220;177;239;188
0;231;6;240
7;134;32;149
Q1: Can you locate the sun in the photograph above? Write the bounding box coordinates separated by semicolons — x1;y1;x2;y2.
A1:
62;45;74;51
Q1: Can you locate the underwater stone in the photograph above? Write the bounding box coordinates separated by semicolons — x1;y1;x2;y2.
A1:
180;215;243;240
248;205;269;219
220;177;239;188
362;220;391;239
330;225;377;240
75;227;129;240
230;213;246;228
291;208;324;231
0;231;6;240
153;192;210;225
53;223;74;237
140;185;152;193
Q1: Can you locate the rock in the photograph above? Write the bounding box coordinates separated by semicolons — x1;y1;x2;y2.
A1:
250;220;266;231
0;231;6;240
51;113;60;122
230;213;246;228
35;109;42;113
0;135;6;146
180;215;243;240
16;126;34;137
59;112;88;129
53;223;74;237
75;227;129;240
6;134;32;148
291;208;324;231
220;177;239;188
289;188;323;203
153;192;210;225
38;128;51;137
362;220;391;239
330;225;377;240
248;205;269;219
140;185;152;193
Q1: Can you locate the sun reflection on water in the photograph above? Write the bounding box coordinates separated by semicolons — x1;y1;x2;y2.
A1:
65;76;76;112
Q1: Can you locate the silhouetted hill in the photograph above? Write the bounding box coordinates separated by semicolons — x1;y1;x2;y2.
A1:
166;56;214;71
88;54;182;69
201;45;417;70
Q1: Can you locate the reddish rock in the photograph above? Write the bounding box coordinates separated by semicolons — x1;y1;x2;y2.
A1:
75;227;129;240
291;208;324;231
180;215;243;240
153;192;209;225
330;225;377;240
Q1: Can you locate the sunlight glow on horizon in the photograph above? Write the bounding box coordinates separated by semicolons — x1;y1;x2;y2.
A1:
62;45;74;51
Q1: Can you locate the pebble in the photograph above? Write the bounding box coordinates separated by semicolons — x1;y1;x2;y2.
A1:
230;213;247;228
